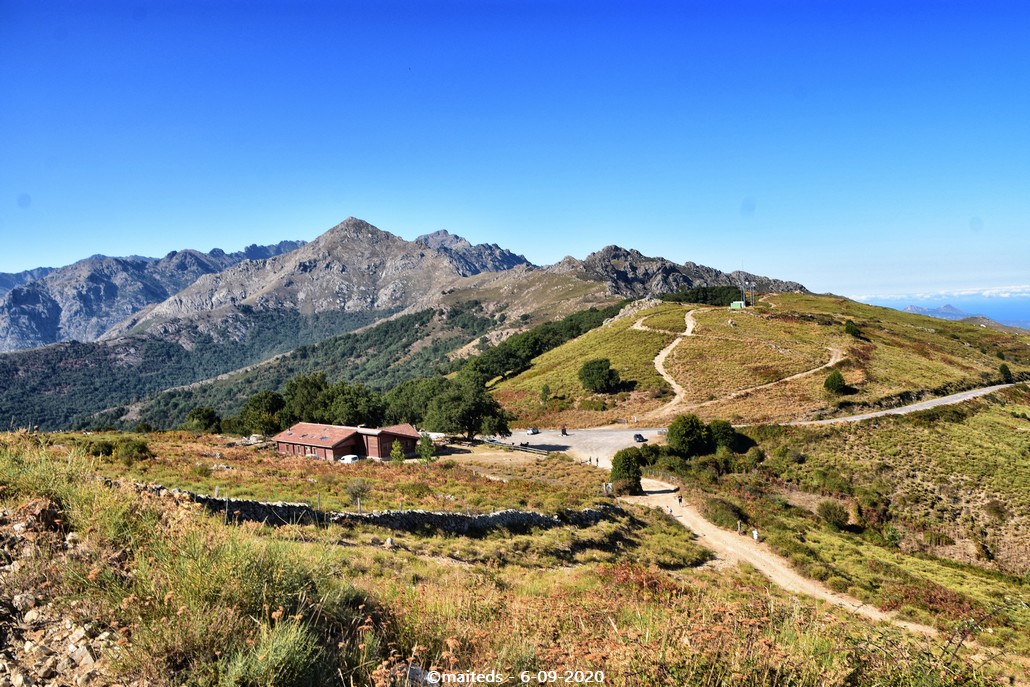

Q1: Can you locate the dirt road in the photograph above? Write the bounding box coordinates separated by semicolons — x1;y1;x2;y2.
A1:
790;383;1015;426
622;478;936;635
539;428;941;636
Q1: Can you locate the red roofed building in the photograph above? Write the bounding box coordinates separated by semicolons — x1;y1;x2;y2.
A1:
271;422;421;461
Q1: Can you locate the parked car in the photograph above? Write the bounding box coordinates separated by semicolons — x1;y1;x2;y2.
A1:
633;433;647;443
340;454;360;464
526;428;540;435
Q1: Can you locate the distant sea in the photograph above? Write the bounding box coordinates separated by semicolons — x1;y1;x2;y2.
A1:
858;296;1030;330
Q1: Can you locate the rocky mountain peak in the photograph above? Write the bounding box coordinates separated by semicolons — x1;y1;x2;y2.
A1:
415;229;533;277
552;244;806;298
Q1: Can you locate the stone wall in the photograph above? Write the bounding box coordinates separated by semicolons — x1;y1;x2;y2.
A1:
134;483;621;536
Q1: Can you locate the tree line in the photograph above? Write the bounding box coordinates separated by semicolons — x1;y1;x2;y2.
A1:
181;301;628;439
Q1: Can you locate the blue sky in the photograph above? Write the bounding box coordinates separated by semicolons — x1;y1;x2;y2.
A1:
2;0;1028;303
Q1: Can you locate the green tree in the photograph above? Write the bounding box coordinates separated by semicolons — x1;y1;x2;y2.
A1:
423;377;511;441
183;406;221;433
610;447;643;494
282;372;330;425
667;414;712;458
417;432;436;468
539;384;550;405
384;376;451;425
708;419;737;452
390;439;406;464
578;358;620;393
1000;363;1014;383
824;369;847;394
238;390;286;435
326;382;385;427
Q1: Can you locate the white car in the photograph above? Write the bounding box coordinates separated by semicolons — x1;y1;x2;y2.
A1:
526;428;540;435
340;454;360;464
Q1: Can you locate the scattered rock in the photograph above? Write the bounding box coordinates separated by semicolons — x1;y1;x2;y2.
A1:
11;595;34;612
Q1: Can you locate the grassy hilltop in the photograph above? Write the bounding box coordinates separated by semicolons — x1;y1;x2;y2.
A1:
496;293;1030;427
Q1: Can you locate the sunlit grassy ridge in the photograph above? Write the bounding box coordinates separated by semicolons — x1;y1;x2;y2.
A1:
494;310;676;426
496;293;1030;426
0;434;1013;686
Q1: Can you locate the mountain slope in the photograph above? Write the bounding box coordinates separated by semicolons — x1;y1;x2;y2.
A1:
549;245;807;298
0;266;55;297
104;219;489;340
495;293;1030;427
0;240;305;352
415;229;533;276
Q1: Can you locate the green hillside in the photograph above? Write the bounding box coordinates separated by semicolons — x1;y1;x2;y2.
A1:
495;294;1030;427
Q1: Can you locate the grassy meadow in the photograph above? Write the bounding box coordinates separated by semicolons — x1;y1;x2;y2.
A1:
0;432;1018;686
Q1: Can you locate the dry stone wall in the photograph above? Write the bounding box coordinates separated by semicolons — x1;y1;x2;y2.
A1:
133;483;621;535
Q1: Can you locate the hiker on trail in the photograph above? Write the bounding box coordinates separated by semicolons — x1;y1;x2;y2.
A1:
561;426;568;436
677;494;682;506
752;528;759;543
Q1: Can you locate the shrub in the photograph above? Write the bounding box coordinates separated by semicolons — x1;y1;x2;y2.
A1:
824;369;846;394
733;446;765;473
81;439;115;457
578;358;621;393
1000;363;1013;383
816;500;849;530
610;448;642;494
114;438;152;466
219;620;321;687
827;576;851;593
844;319;861;337
702;498;747;530
667;414;712;457
578;398;607;411
345;478;372;504
708;419;737;451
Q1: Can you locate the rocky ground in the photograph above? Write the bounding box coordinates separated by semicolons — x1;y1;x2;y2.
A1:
0;501;127;687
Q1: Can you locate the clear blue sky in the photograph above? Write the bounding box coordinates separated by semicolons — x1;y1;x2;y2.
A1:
2;0;1028;301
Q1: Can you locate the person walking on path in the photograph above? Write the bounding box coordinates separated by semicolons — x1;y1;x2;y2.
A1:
752;528;759;543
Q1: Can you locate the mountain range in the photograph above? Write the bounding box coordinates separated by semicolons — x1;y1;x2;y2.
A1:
0;241;306;353
0;217;807;429
902;304;979;321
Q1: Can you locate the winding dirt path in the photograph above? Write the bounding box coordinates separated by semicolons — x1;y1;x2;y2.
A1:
639;305;846;419
620;478;937;636
634;309;703;416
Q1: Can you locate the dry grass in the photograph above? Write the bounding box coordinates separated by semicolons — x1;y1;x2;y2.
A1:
1;433;1020;686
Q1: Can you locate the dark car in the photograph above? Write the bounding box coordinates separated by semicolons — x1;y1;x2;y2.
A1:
633;433;647;443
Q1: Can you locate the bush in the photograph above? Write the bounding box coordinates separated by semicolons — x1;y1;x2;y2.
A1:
816;500;849;529
114;438;153;466
578;398;607;411
1000;363;1013;383
81;439;115;457
844;319;861;337
220;620;321;687
708;419;738;451
666;414;712;458
702;498;748;530
827;576;851;593
611;448;643;494
578;358;621;393
824;369;846;394
733;446;765;473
